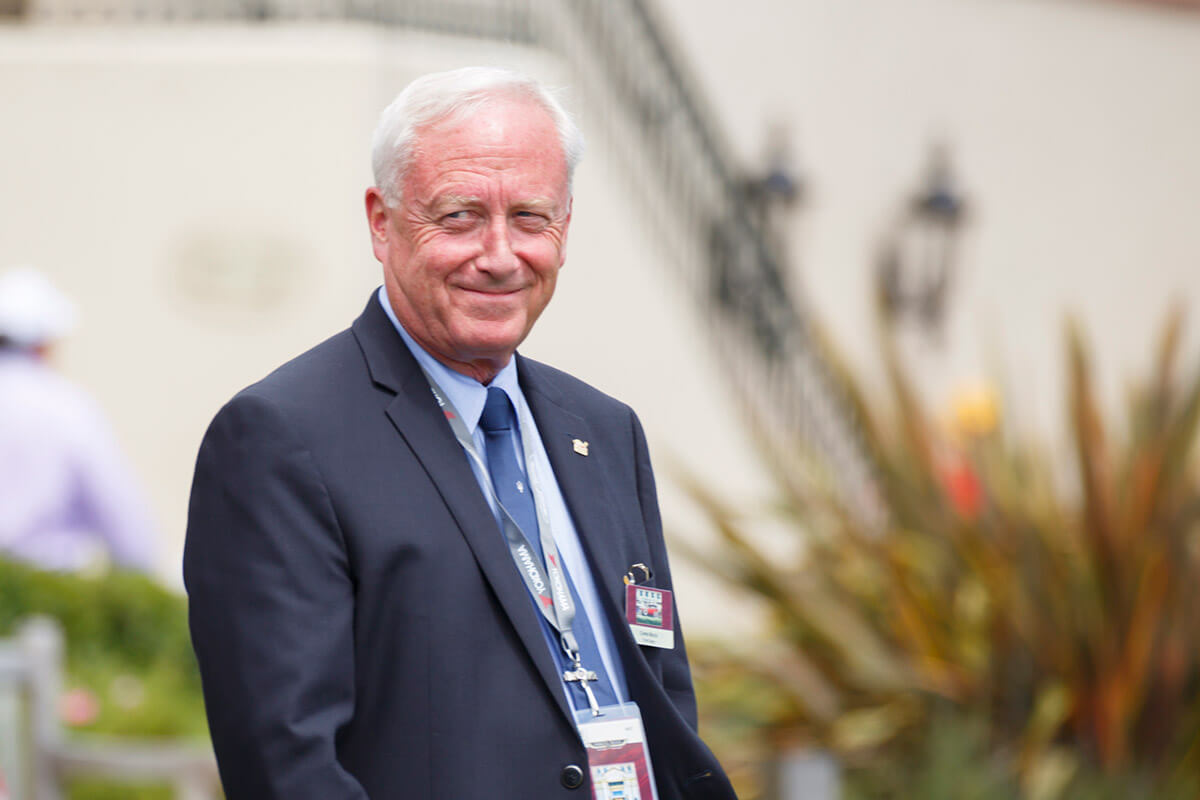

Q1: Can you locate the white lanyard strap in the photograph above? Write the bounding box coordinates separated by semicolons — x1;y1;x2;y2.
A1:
420;370;584;661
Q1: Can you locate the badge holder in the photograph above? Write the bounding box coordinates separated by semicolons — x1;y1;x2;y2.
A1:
624;565;675;650
574;702;659;800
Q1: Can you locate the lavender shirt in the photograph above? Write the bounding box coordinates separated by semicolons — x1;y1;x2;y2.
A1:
0;351;157;572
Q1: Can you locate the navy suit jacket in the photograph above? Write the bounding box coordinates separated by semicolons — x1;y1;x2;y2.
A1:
184;296;737;799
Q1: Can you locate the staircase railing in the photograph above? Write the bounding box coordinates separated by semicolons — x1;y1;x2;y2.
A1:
533;0;881;520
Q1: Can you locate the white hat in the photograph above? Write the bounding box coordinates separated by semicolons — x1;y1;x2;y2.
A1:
0;266;78;347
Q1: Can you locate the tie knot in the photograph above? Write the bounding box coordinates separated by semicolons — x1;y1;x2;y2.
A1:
479;386;515;434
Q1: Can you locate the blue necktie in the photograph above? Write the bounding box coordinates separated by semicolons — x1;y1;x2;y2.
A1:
478;387;617;711
479;387;540;545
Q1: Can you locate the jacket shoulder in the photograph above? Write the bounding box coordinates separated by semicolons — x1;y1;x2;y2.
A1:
518;355;635;419
221;328;369;422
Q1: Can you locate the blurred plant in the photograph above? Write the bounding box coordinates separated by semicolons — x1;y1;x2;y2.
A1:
0;558;207;799
681;307;1200;798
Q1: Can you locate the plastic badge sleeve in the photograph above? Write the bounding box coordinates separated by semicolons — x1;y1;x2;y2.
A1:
575;702;659;800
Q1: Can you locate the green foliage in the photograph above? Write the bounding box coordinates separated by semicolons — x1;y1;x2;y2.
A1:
683;310;1200;798
0;560;193;671
0;558;208;798
65;779;173;800
842;711;1018;800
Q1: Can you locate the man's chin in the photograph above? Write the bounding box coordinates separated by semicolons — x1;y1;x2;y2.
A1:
454;320;530;355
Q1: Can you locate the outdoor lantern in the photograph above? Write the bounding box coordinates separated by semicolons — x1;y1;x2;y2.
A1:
877;144;967;337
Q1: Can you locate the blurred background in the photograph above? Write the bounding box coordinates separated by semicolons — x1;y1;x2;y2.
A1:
1;0;1199;797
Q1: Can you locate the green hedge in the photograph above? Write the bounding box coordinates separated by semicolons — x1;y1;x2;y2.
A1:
0;558;210;799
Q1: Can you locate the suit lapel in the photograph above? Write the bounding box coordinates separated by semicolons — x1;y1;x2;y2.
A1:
519;359;643;626
351;299;573;723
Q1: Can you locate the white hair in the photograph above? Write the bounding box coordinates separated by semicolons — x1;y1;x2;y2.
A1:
371;66;585;207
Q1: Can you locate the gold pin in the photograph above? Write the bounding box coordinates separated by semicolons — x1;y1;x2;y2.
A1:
572;438;589;456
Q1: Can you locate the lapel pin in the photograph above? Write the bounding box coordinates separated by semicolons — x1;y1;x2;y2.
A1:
572;438;589;456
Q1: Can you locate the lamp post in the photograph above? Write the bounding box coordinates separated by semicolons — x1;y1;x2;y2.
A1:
877;144;967;339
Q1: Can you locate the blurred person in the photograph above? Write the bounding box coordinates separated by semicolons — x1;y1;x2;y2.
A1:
0;266;157;573
184;67;736;799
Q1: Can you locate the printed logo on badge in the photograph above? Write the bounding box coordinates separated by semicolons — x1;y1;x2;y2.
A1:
625;584;674;649
593;762;641;800
635;588;663;626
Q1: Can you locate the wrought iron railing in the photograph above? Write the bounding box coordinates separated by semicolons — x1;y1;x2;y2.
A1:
536;0;881;521
20;0;881;521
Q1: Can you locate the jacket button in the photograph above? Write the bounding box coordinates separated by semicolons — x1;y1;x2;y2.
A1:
561;764;585;789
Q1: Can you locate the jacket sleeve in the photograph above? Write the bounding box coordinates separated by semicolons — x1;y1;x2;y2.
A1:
629;409;700;731
183;391;368;800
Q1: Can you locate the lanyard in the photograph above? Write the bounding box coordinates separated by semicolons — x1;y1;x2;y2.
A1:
419;370;590;672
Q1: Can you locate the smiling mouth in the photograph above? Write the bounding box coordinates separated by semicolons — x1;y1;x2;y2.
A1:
459;286;524;297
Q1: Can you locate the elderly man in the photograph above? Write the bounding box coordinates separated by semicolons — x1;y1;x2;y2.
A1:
184;67;736;800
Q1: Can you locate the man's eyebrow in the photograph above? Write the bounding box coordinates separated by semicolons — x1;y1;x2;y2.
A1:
516;197;559;213
432;194;483;210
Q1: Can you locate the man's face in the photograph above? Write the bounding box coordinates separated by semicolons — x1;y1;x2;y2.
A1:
366;95;572;383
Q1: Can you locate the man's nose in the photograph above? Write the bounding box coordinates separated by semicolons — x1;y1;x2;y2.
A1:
476;217;520;275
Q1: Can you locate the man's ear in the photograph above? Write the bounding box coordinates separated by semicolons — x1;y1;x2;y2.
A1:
364;188;391;263
558;197;573;269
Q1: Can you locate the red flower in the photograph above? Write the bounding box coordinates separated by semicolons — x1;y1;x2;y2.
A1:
939;455;984;520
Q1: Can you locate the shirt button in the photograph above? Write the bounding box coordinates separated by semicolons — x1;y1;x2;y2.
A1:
560;764;585;789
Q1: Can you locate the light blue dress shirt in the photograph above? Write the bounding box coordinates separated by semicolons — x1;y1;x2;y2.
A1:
377;287;628;710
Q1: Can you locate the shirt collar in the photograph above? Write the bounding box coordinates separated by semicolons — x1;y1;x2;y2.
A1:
376;286;522;434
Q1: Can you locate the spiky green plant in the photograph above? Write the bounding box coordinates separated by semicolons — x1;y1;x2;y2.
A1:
682;309;1200;798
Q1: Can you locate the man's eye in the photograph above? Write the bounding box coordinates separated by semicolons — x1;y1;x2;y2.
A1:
514;211;549;228
440;210;481;229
